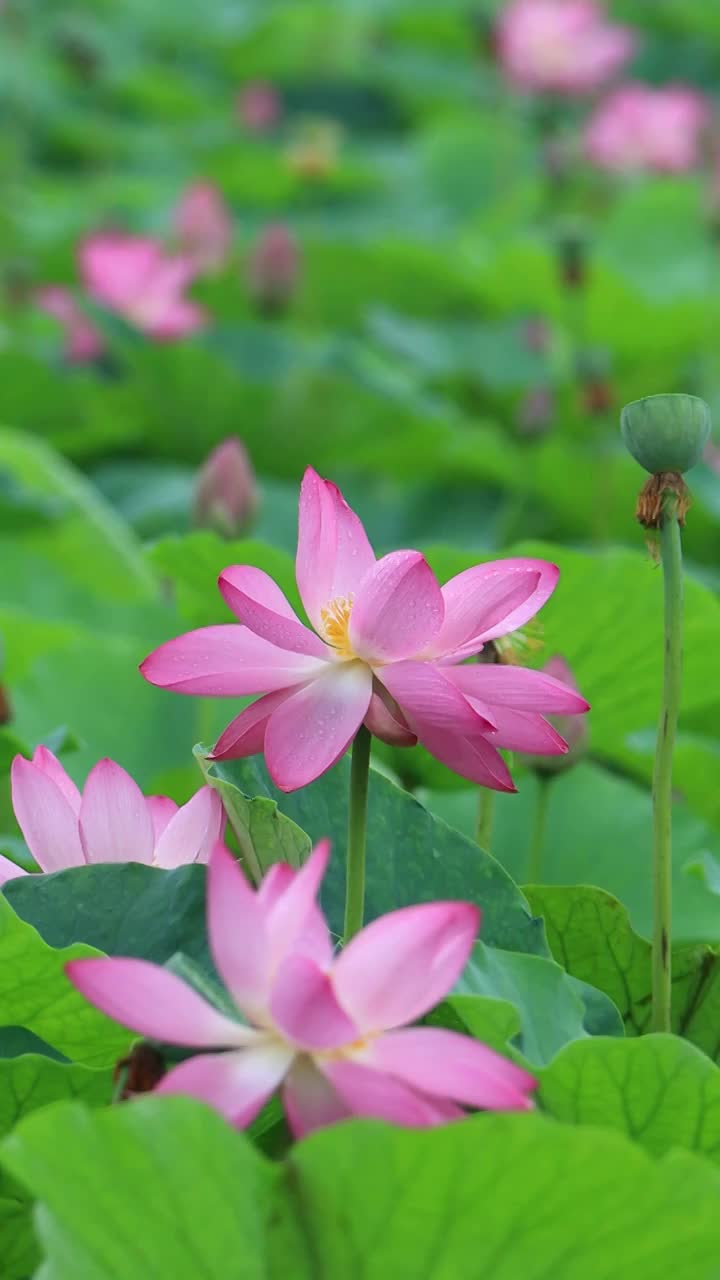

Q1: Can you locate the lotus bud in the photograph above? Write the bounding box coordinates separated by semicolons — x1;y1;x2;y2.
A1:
237;82;282;133
247;224;300;314
193;438;258;537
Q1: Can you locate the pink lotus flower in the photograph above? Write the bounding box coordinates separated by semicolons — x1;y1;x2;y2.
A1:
194;437;258;536
585;84;709;173
35;286;105;363
247;223;300;312
496;0;634;95
173;183;233;274
141;468;589;793
520;655;588;772
67;841;536;1134
236;81;282;132
0;748;226;885
79;233;206;340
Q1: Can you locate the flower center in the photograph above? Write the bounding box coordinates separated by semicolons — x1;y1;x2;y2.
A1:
320;594;355;657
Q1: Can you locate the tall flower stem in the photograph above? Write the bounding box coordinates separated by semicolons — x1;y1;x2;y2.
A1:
527;776;551;883
651;491;683;1033
343;725;372;943
476;789;494;852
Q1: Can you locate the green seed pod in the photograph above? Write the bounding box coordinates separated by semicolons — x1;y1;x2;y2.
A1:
621;394;711;475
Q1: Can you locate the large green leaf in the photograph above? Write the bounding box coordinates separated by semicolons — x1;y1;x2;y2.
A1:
540;1034;720;1163
146;532;300;627
5;1100;720;1280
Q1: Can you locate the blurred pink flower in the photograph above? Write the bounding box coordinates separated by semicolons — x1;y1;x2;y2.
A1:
0;748;226;884
585;84;709;173
517;386;555;435
194;437;258;535
496;0;634;95
79;233;206;340
173;182;233;274
247;223;300;312
66;841;536;1134
141;468;589;793
35;286;104;363
237;81;282;132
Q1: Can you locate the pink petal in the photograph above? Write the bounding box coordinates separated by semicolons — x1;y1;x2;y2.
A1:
146;299;205;341
364;690;417;747
485;707;568;755
11;755;85;873
207;844;268;1019
0;855;27;885
65;957;254;1047
140;625;327;696
283;1056;352;1138
270;954;358;1050
447;664;590;714
264;662;372;791
210;688;293;760
296;468;375;631
349;552;444;663
155;1042;294;1127
80;234;160;309
152;786;225;868
263;841;334;971
369;1027;536;1110
320;1059;459;1127
432;559;559;658
415;724;516;791
31;747;82;813
146;795;179;843
78;760;155;865
377;661;495;734
333;902;479;1033
219;566;327;657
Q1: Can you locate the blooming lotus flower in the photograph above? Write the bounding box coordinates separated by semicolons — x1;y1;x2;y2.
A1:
585;84;709;174
35;286;104;363
496;0;634;95
173;183;233;274
247;224;300;313
141;468;589;793
67;841;536;1134
0;748;226;886
79;233;206;340
236;81;282;132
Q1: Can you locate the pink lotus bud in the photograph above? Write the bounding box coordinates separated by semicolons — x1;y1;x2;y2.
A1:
496;0;635;96
246;223;300;314
35;286;105;364
237;81;281;132
193;438;258;536
585;84;709;174
516;386;554;436
173;182;233;274
523;655;588;774
522;316;552;353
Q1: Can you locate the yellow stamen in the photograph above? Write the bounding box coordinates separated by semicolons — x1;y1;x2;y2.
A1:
320;594;355;657
495;620;544;665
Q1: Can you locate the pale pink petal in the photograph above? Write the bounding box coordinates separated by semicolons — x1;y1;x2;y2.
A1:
207;844;268;1018
140;625;327;696
283;1056;352;1137
258;863;335;970
31;747;82;813
264;841;334;971
0;855;27;885
432;559;558;658
320;1060;458;1127
80;234;160;309
145;299;206;341
363;690;417;747
369;1027;536;1110
219;566;327;657
153;786;225;868
333;902;479;1033
65;957;254;1047
447;664;590;714
270;954;358;1050
377;662;495;734
146;795;179;843
264;662;372;791
210;689;293;760
79;760;155;865
485;706;568;755
155;1042;294;1127
349;552;444;663
11;755;85;873
415;724;516;791
296;468;375;631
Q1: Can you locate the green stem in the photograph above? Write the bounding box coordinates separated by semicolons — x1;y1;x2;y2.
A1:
476;789;494;852
651;493;683;1033
526;776;551;883
343;725;372;943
